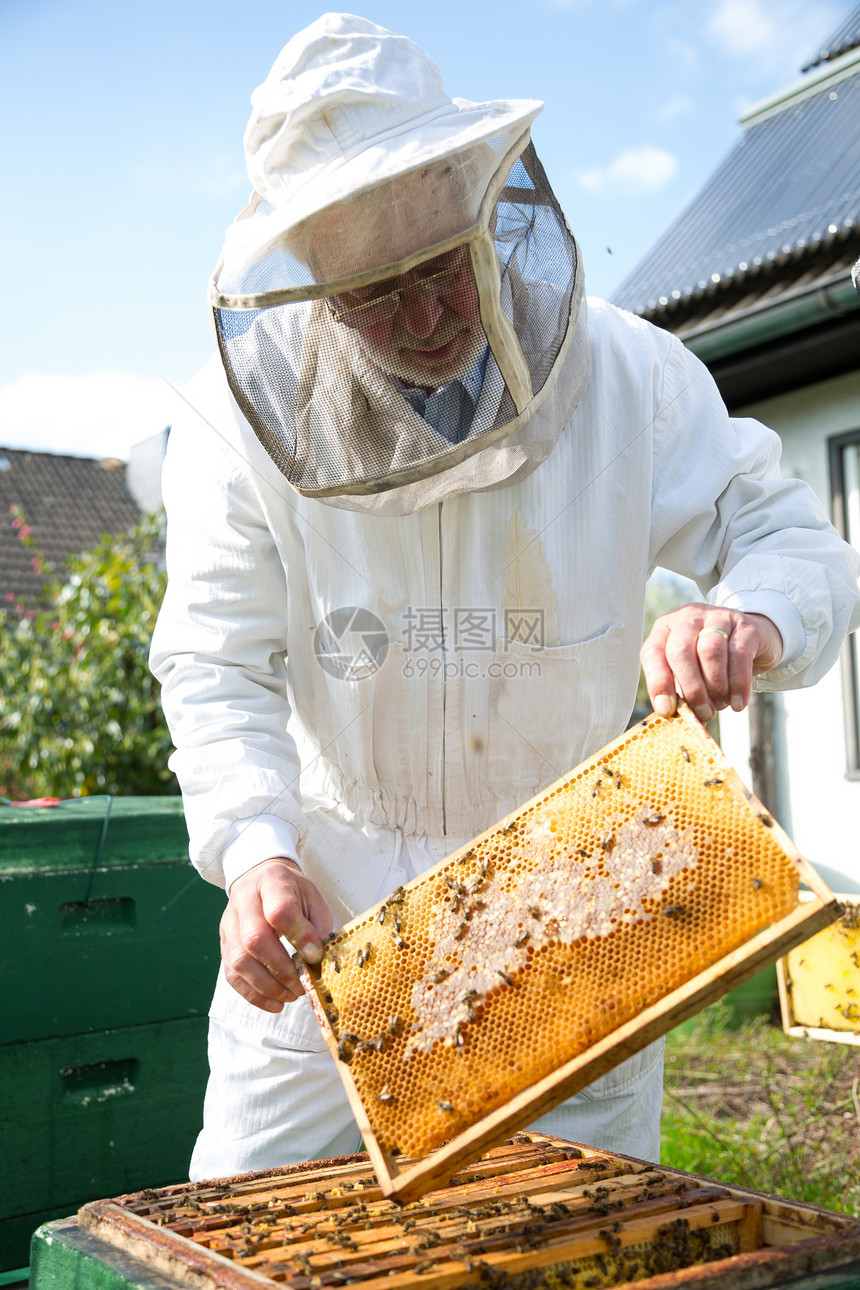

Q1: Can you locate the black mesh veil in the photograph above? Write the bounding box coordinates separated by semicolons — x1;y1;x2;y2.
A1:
496;146;577;395
210;141;583;507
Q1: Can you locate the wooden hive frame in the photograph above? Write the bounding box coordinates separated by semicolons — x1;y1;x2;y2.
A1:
75;1132;860;1290
777;891;860;1046
295;706;837;1202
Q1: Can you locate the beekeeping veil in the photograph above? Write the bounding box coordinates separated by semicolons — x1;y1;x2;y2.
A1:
210;13;590;516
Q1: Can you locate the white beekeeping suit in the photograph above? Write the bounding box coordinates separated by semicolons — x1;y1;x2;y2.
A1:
151;13;860;1179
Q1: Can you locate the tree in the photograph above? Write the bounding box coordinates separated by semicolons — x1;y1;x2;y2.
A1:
0;511;177;799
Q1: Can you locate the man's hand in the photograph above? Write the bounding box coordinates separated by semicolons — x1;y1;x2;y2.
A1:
641;604;783;723
220;857;334;1013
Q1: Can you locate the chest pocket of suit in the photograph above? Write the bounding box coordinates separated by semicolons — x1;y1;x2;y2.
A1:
486;623;625;790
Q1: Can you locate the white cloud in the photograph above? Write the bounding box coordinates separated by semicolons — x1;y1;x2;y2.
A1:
662;35;701;76
655;94;694;122
578;145;679;196
707;0;772;56
706;0;842;75
0;373;185;461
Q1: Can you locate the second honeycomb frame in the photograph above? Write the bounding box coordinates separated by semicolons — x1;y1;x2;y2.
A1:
777;890;860;1046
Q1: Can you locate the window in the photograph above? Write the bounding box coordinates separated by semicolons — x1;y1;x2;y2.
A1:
829;430;860;777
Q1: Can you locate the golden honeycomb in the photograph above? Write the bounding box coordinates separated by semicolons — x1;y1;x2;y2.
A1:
299;706;831;1180
782;898;860;1037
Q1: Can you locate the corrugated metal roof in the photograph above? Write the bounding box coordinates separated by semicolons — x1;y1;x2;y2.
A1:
612;67;860;318
802;4;860;71
0;448;141;605
662;243;860;344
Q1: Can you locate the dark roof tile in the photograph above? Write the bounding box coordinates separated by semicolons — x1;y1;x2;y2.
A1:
0;448;141;606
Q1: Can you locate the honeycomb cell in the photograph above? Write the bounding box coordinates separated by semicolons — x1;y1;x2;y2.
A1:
301;707;823;1168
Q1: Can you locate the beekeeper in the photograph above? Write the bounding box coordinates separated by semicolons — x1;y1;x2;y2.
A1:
150;13;860;1179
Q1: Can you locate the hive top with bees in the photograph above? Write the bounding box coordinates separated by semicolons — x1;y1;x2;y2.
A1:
296;705;836;1201
71;1133;860;1290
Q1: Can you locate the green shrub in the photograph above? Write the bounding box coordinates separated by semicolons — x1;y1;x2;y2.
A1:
0;513;177;799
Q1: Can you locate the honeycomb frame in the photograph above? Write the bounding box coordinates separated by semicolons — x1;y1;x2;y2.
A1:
777;891;860;1046
296;706;837;1202
77;1132;860;1290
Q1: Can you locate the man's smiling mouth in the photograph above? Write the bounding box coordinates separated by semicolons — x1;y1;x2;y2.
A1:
402;332;466;364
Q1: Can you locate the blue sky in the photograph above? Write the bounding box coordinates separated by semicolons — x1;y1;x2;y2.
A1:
0;0;852;458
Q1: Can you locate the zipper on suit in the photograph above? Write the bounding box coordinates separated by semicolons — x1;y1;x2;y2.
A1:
438;501;447;836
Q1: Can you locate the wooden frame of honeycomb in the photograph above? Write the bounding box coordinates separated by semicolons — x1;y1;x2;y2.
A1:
75;1132;860;1290
296;706;837;1202
777;891;860;1046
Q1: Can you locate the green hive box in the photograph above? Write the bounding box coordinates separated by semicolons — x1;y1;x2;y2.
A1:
0;798;226;1272
0;798;225;1042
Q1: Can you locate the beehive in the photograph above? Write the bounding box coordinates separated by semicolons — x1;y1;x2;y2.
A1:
297;706;836;1200
778;893;860;1044
72;1133;860;1290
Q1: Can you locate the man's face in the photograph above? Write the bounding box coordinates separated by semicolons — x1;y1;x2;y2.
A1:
329;245;487;392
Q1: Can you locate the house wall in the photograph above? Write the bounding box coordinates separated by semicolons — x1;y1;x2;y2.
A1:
719;368;860;893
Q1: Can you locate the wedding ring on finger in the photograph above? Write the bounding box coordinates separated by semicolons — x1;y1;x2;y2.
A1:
697;627;729;642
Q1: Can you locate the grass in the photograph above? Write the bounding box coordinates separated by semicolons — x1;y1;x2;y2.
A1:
660;1002;860;1215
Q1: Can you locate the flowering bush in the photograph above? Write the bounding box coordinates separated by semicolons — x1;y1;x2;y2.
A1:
0;511;177;798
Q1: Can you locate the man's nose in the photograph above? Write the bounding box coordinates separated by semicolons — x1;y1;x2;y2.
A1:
398;285;444;338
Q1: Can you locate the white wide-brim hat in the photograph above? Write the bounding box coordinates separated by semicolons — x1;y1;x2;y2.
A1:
220;12;543;279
